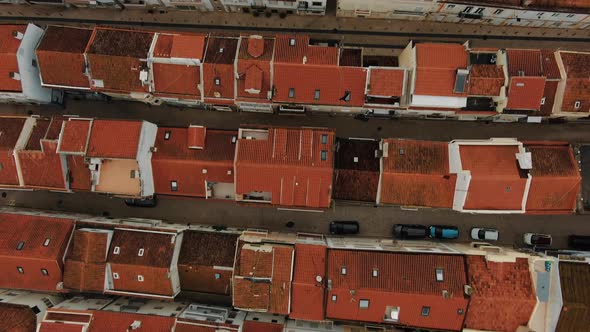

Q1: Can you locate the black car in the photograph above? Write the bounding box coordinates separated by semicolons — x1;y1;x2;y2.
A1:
124;196;157;208
329;221;360;235
393;224;428;240
569;235;590;251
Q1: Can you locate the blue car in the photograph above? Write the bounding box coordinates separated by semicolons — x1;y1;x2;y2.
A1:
429;225;459;240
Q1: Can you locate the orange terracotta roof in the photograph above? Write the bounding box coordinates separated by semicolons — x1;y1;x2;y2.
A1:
63;229;110;292
380;139;455;208
0;213;75;291
18;140;67;189
152;127;235;197
244;65;263;94
246;36;264;58
153;33;206;59
416;43;467;69
152;63;201;99
0;25;26;92
58;119;92;154
506;77;546;110
541;49;561;79
465;256;536;332
0;303;37;332
187;125;206;149
274;35;339;65
468;64;505;96
273;64;367;106
88;310;175;332
39;322;87;332
242;321;284;332
66;155;91;191
507;49;543;77
414;68;467;97
174;319;240;332
36;26;93;89
368;68;405;97
540;80;559;116
203;63;234;101
0;118;26;186
459;145;527;211
86;119;142;159
235;127;334;208
326;250;468;330
290;243;327;321
559;52;590;113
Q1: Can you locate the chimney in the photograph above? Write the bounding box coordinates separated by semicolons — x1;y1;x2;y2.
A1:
128;320;142;331
12;30;23;40
303;56;307;64
9;72;21;81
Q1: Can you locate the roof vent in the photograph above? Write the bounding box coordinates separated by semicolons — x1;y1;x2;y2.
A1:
353;156;358;163
9;72;21;81
12;30;23;40
219;47;224;53
315;275;322;283
289;38;296;46
129;320;142;330
303;56;307;64
399;148;404;155
516;152;532;170
139;69;148;83
442;290;451;299
464;285;473;296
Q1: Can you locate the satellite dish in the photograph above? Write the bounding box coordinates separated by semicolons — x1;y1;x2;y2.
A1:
315;275;323;283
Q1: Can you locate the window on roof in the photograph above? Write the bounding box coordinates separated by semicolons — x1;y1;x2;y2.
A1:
314;89;320;100
474;7;484;14
341;266;347;275
138;248;144;257
567;14;575;18
164;131;171;140
341;90;351;102
32;306;41;315
17;266;24;274
289;38;296;46
215;273;221;280
214;77;221;86
518;70;525;76
436;268;444;282
505;186;511;192
421;306;430;316
171;181;178;191
552;13;559;17
575;101;581;109
321;134;328;144
41;268;49;276
288;88;295;98
321;150;327;161
113;272;119;279
113;246;120;255
331;295;337;302
372;268;379;277
463;6;473;13
359;299;370;309
138;275;144;282
493;9;503;15
16;241;24;251
31;59;37;68
446;4;455;9
43;238;51;247
541;97;546;105
130;170;136;179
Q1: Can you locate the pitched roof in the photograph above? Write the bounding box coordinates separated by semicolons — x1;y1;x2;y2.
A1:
86;120;142;159
63;229;111;292
177;231;238;294
202;37;238;101
541;49;561;79
236;36;274;103
558;51;590;113
459;144;528;211
506;76;546;110
36;26;93;89
414;43;468;98
468;64;505;96
242;321;284;332
274;35;339;65
465;256;536;332
0;303;36;332
326;250;468;330
187;126;205;149
0;117;27;186
88;310;175;332
57;119;92;154
235;127;334;208
17;140;67;189
233;241;294;314
152;63;201;99
0;213;75;291
525;142;580;213
24;118;51;151
333;139;380;202
556;262;590;332
0;25;25;93
367;68;405;97
290;243;327;321
153;33;206;60
507;49;544;77
67;155;92;191
151;127;235;197
86;28;154;93
380;139;455;208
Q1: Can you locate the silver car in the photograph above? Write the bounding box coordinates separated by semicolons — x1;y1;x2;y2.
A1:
471;228;499;241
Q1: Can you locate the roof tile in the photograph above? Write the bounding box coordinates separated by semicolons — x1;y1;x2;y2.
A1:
290;243;327;321
468;64;505;96
368;68;405;97
0;25;26;92
58;119;92;154
507;49;543;77
506;77;546;111
86;120;142;159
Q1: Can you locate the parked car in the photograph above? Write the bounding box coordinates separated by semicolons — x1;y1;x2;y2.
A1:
124;196;157;208
329;221;360;235
569;235;590;251
429;225;459;240
393;224;428;240
523;233;552;246
470;228;499;241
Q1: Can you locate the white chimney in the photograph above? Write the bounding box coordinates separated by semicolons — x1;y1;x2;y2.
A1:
12;31;23;40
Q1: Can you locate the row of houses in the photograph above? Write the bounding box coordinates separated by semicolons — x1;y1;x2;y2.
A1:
4;23;590;120
0;115;580;213
0;207;588;332
337;0;590;30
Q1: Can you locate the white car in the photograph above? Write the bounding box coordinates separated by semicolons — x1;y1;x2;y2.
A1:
471;228;499;241
523;233;552;246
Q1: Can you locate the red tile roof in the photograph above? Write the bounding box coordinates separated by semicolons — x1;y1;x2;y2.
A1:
468;64;505;96
63;229;110;292
86;28;154;93
558;51;590;113
67;155;91;191
187;125;205;149
235;127;334;208
556;262;590;332
414;68;467;97
540;80;559;116
57;119;92;154
107;229;178;296
290;243;327;321
465;256;536;332
174;319;240;332
0;25;25;93
0;213;75;291
36;26;93;89
507;49;543;77
541;49;561;80
86;119;142;159
506;77;546;111
233;241;294;314
273;64;367;106
525;142;580;214
0;303;37;332
367;68;405;97
39;321;87;332
414;43;468;98
236;36;274;103
380;139;455;208
326;250;468;331
242;321;284;332
152;127;235;197
152;63;201;99
88;310;175;332
246;36;264;58
459;144;527;211
0;117;26;186
153;33;206;60
274;35;339;65
18;140;67;189
203;37;238;103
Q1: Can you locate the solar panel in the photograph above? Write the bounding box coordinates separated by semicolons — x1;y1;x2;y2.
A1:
454;69;469;93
